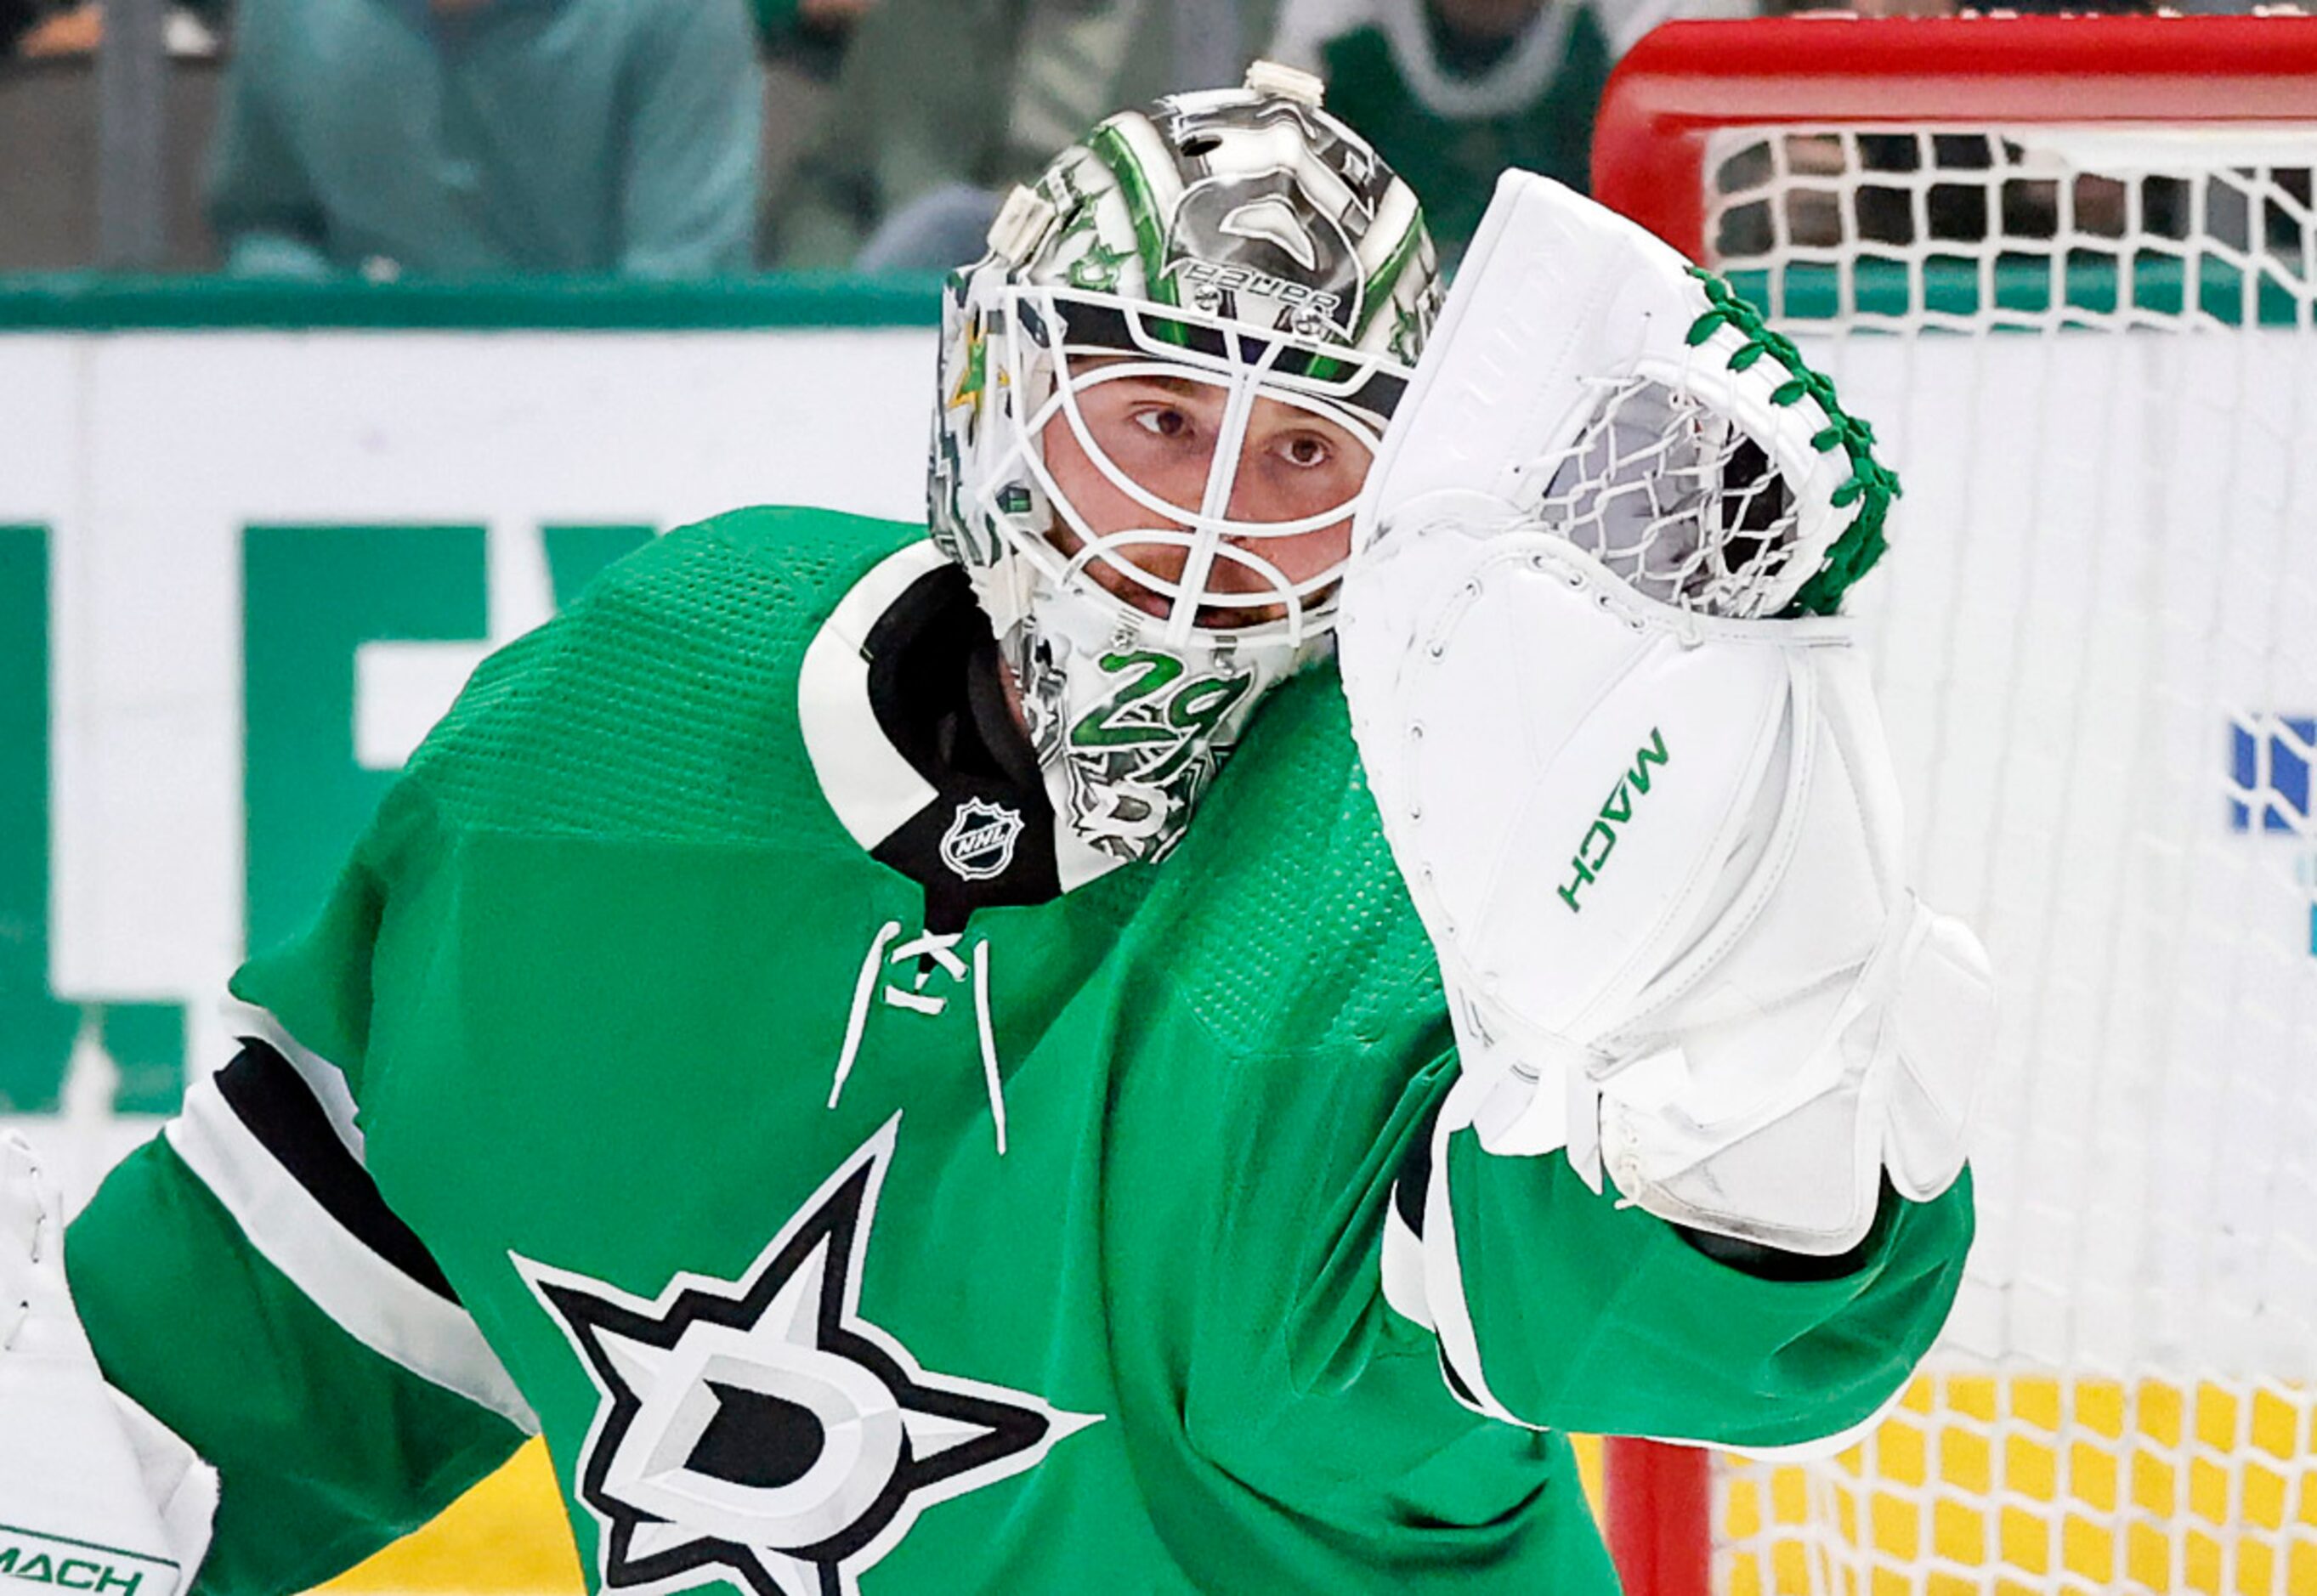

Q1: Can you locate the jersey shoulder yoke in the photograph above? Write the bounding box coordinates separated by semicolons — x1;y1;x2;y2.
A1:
405;505;923;847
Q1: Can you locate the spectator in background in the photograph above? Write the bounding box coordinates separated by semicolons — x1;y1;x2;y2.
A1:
208;0;761;279
8;0;222;55
769;0;1741;273
768;0;1281;272
1268;0;1745;258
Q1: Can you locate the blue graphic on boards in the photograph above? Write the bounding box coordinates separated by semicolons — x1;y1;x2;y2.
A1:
2229;717;2315;834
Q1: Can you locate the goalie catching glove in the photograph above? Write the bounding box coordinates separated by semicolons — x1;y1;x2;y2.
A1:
1338;172;1995;1256
0;1133;215;1596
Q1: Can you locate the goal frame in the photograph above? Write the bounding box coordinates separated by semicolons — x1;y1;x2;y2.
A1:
1588;14;2317;1596
1595;14;2317;267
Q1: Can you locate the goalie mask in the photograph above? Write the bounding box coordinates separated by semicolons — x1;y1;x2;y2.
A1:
929;62;1442;866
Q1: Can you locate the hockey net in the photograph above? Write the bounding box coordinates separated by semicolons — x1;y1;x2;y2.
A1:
1593;16;2317;1596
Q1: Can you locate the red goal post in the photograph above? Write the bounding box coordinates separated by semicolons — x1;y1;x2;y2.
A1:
1589;14;2317;1596
1594;14;2317;268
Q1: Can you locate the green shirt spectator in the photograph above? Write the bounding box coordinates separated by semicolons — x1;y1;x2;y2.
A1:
209;0;762;278
1272;0;1747;256
768;0;1283;270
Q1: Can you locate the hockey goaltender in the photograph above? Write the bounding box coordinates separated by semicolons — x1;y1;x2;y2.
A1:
0;63;1991;1596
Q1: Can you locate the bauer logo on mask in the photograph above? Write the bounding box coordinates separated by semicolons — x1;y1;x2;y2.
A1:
1163;170;1363;341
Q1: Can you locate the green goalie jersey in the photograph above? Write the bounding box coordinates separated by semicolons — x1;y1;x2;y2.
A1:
65;506;1972;1596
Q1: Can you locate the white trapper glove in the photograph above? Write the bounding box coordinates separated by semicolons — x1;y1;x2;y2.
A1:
0;1133;216;1596
1338;171;1996;1256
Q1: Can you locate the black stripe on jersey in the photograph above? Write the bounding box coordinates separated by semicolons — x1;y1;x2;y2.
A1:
1673;1181;1895;1282
1391;1097;1438;1235
1438;1350;1481;1410
217;1040;461;1304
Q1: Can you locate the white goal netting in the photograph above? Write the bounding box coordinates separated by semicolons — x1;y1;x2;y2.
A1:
1695;120;2317;1596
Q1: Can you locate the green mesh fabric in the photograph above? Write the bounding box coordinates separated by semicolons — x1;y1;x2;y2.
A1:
1145;670;1448;1061
409;506;901;848
409;506;1449;1070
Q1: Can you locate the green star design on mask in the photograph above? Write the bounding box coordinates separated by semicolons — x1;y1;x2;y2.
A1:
1067;241;1130;293
947;316;988;416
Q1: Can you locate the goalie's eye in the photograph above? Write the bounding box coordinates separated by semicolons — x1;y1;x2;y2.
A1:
1276;432;1334;471
1131;406;1194;441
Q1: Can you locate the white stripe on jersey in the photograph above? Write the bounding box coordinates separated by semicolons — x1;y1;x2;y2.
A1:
165;1061;538;1435
1378;1194;1432;1330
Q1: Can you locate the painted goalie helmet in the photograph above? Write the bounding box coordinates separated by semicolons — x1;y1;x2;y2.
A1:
929;62;1442;866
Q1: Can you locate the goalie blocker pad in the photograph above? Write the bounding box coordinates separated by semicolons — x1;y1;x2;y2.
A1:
1339;172;1994;1255
0;1135;216;1596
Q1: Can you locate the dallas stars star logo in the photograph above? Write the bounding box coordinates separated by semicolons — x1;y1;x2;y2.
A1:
515;1118;1099;1596
945;307;988;420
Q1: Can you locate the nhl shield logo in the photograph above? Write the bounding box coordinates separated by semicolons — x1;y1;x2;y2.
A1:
939;799;1024;882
